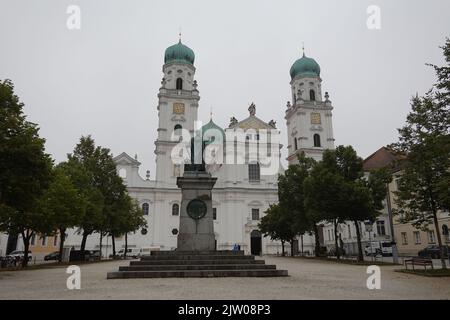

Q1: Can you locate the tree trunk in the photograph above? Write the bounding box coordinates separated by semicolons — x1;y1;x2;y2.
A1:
112;234;116;257
58;228;66;263
354;220;364;262
21;230;31;268
432;210;447;269
124;233;128;259
80;231;90;252
334;220;340;260
300;234;304;255
99;232;103;260
281;240;285;256
313;222;321;257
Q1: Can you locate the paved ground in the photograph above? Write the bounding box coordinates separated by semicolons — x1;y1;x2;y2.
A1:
0;256;449;299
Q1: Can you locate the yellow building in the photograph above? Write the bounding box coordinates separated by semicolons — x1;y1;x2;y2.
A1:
364;147;450;257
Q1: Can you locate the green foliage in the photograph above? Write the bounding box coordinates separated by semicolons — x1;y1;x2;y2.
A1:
0;79;53;266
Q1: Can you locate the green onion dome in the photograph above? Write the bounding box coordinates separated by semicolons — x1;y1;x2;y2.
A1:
164;40;195;65
290;54;321;79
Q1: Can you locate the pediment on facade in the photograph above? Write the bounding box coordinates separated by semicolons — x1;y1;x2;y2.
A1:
113;152;141;166
229;116;274;131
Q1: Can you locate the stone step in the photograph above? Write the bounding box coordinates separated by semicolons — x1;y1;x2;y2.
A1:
107;269;288;279
119;264;276;271
140;254;255;261
151;250;244;256
130;259;266;266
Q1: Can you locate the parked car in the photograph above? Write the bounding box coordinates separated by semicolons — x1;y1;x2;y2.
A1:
44;251;60;261
70;250;101;262
418;245;450;259
116;248;141;258
6;250;32;261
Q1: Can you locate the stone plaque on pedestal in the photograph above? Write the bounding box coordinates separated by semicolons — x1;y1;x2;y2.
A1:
176;170;217;251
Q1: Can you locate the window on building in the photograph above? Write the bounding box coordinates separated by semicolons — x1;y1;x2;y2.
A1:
141;228;148;235
313;134;321;147
251;208;260;221
172;228;178;235
172;203;179;216
328;230;331;241
174;124;182;132
30;233;36;246
142;203;149;215
248;163;260;181
213;208;217;220
413;231;421;244
443;224;449;242
53;235;58;247
401;232;408;245
376;221;386;236
309;89;316;101
41;236;47;246
294;137;298;150
428;230;436;244
176;78;183;90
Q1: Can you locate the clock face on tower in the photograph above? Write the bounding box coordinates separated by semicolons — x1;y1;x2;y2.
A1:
173;103;185;114
310;112;321;124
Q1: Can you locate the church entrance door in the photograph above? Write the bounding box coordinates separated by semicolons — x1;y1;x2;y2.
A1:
250;230;262;255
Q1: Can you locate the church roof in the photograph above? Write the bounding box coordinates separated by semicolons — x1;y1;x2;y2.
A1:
363;147;406;172
164;40;195;65
290;53;321;79
113;152;141;166
228;103;276;130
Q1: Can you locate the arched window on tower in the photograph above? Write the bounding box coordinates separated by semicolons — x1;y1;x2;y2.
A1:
174;124;182;141
176;78;183;90
294;137;298;150
309;89;316;101
313;134;321;147
172;203;179;216
142;203;149;215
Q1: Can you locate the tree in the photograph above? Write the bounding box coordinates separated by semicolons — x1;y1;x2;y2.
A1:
304;146;386;261
278;153;316;256
259;204;294;256
304;159;349;260
118;196;146;259
38;167;85;262
0;79;53;267
393;39;450;269
59;156;104;253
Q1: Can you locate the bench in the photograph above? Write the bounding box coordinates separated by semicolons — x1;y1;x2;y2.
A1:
404;257;433;271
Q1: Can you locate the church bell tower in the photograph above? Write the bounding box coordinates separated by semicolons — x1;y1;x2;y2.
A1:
155;38;200;185
285;49;335;163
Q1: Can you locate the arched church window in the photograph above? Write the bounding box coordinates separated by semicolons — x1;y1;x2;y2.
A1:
309;89;316;101
142;203;149;215
313;134;321;147
294;137;298;150
174;124;182;132
172;203;179;216
176;78;183;90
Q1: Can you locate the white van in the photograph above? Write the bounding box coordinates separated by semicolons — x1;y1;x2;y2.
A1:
365;241;393;256
117;248;141;258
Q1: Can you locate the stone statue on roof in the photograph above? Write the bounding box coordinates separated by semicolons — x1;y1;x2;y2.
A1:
248;102;256;116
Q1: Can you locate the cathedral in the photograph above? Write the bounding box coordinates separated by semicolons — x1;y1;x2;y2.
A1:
0;39;336;258
108;39;335;256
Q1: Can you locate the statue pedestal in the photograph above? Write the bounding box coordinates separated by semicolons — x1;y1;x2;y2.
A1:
176;171;217;251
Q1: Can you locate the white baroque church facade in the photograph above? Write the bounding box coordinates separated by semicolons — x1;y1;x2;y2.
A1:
0;39;336;258
107;40;335;256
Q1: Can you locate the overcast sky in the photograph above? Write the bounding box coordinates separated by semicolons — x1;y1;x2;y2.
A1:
1;0;449;177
